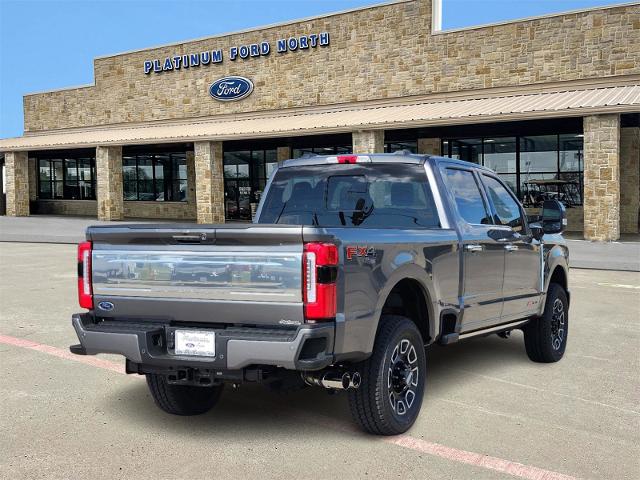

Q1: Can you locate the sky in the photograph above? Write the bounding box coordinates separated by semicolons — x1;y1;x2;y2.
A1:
0;0;624;139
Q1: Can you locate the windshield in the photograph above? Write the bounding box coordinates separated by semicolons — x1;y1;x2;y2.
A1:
258;164;440;228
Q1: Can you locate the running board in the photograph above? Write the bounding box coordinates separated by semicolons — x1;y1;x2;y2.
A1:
458;320;529;340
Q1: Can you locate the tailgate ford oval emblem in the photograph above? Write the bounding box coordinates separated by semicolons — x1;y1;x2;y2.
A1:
209;76;253;102
98;301;114;312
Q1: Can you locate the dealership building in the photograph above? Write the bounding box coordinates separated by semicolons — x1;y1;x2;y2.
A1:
0;0;638;240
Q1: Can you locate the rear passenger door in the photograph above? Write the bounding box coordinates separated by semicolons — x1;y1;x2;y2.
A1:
480;174;542;320
442;167;505;332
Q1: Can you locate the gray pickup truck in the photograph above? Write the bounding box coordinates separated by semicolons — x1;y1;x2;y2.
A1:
70;153;569;435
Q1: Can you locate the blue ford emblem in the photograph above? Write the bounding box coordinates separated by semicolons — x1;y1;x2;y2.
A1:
98;301;114;312
209;76;254;102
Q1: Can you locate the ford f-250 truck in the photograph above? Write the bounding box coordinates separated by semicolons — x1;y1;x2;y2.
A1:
70;153;569;435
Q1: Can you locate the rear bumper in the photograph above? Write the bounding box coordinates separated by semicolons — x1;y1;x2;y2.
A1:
71;313;334;371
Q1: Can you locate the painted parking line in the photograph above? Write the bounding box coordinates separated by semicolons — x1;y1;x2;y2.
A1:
596;282;640;289
0;334;126;375
0;333;580;480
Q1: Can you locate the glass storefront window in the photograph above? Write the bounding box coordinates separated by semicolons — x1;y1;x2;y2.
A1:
224;148;277;220
122;151;187;202
483;137;516;173
520;135;558;173
36;152;96;200
450;138;482;164
441;133;584;206
292;145;352;158
384;141;417;154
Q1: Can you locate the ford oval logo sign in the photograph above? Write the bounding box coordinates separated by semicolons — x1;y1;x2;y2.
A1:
209;76;253;102
98;301;114;312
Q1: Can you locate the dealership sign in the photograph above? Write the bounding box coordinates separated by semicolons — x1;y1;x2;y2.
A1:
209;76;254;102
144;32;330;74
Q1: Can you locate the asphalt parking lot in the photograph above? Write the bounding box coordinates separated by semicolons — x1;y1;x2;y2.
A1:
1;242;638;480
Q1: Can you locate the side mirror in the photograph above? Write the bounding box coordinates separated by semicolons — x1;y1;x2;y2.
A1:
529;222;544;241
541;200;567;235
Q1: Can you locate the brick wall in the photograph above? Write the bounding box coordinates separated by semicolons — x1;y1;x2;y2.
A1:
23;1;639;132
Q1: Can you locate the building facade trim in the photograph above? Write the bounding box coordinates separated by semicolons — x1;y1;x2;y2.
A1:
3;84;638;152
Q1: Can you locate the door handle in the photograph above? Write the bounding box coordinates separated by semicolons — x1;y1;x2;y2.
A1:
504;244;519;252
465;244;483;253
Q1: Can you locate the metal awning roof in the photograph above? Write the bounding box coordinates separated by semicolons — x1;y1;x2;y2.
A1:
1;84;639;152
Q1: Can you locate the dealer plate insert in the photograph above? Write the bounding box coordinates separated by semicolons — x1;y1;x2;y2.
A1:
175;330;216;357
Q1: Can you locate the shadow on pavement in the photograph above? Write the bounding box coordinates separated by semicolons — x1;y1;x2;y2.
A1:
102;334;530;436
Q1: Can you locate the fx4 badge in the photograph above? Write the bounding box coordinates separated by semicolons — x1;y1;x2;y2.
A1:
346;246;376;261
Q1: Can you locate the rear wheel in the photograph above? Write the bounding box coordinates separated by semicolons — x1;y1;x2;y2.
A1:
523;283;568;363
348;315;426;435
146;374;224;416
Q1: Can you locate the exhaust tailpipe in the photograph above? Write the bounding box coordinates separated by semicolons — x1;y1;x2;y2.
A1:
302;370;361;390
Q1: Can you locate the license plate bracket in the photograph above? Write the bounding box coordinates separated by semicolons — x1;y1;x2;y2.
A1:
174;330;216;357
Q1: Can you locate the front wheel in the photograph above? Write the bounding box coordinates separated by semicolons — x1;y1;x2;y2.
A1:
348;315;427;435
523;283;569;363
146;374;224;416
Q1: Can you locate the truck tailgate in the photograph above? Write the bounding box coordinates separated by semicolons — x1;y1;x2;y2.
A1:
88;224;305;326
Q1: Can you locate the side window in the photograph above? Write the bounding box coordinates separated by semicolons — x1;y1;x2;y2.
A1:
443;168;492;225
482;175;525;232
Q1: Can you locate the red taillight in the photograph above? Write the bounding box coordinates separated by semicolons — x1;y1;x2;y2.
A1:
77;241;93;309
337;155;358;164
303;242;338;322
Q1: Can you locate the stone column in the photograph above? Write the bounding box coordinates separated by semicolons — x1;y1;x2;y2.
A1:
352;130;384;154
5;151;30;216
277;146;291;162
194;141;225;224
418;138;441;155
185;150;197;219
96;146;124;221
583;114;620;241
620;126;639;234
28;157;38;201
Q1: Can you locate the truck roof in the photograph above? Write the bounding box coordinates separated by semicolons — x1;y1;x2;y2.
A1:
279;151;494;173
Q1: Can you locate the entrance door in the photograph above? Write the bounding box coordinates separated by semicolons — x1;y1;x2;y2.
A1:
224;179;252;221
223;149;277;221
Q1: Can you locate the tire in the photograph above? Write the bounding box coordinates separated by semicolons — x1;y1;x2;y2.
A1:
523;283;568;363
348;315;427;435
146;374;224;416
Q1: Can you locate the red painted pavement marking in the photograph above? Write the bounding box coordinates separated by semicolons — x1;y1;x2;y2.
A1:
0;333;125;375
385;436;579;480
0;333;580;480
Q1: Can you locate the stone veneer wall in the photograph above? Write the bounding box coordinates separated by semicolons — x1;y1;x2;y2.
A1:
583;114;620;241
23;2;640;132
620;126;640;234
124;201;195;220
5;151;29;216
194;141;225;224
96;146;124;221
418;138;441;155
277;146;292;162
353;130;384;153
35;200;97;216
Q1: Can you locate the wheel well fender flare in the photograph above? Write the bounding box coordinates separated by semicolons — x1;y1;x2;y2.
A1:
370;265;437;348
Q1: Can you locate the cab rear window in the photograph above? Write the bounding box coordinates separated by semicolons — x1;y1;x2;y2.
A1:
258;164;440;228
